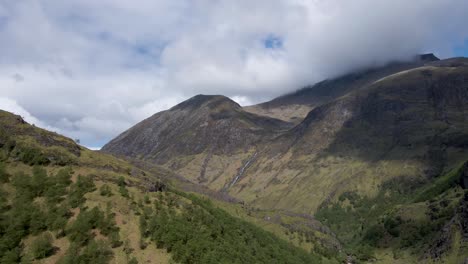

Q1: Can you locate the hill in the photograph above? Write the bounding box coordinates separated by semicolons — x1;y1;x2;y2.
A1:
0;110;338;263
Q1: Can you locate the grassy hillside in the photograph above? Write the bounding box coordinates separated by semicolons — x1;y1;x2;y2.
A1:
315;162;468;263
0;110;337;263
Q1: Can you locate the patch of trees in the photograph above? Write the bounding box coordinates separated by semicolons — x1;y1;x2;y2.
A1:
58;239;113;264
0;166;74;262
0;132;75;166
31;232;55;259
139;191;321;264
0;164;119;263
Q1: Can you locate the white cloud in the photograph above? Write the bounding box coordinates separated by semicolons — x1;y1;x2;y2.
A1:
0;97;59;132
0;0;467;147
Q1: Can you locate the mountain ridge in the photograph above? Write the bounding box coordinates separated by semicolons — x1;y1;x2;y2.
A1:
101;55;468;262
244;53;441;123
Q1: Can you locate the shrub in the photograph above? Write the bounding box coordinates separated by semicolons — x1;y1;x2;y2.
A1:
17;147;49;166
32;166;48;196
67;207;104;245
119;186;129;198
31;232;54;259
144;195;150;204
69;175;96;208
11;172;33;200
99;184;113;197
117;176;126;187
0;247;21;263
60;240;113;264
109;231;122;248
0;161;9;183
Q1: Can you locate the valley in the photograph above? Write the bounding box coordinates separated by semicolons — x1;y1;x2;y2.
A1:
1;54;468;263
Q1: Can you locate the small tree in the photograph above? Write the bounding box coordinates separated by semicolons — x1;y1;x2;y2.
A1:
0;162;9;183
99;184;113;197
31;232;54;259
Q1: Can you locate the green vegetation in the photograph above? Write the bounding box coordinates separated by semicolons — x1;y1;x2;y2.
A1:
415;165;465;202
0;166;73;262
0;141;326;263
69;175;96;208
59;239;114;264
0;162;8;183
117;176;129;198
3;107;466;263
138;190;323;264
99;184;113;197
0;158;120;263
316;163;468;262
31;232;55;259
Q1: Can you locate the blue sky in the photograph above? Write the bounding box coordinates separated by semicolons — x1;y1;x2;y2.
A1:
454;40;468;57
0;0;467;149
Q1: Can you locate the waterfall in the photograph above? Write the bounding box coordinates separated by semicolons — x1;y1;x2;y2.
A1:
227;152;258;189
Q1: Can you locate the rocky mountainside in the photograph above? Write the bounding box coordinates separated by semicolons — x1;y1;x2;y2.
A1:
233;57;468;212
103;94;291;187
103;56;468;262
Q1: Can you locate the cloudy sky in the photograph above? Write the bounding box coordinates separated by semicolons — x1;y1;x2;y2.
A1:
1;0;468;149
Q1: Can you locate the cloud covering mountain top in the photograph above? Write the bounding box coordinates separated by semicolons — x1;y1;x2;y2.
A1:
1;0;467;147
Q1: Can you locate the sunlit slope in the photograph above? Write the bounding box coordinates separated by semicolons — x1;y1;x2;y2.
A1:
0;109;337;264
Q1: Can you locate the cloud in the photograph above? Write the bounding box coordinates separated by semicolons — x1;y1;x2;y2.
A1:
0;0;467;147
0;97;58;132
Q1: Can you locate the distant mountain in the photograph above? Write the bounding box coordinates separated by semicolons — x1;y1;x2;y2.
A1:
102;94;291;186
244;53;441;123
103;55;468;262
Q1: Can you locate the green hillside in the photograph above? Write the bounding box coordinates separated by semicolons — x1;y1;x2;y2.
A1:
0;110;337;263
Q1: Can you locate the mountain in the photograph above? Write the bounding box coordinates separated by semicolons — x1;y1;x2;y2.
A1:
104;55;468;212
103;55;468;262
0;110;340;263
233;57;468;212
103;94;291;188
244;53;440;123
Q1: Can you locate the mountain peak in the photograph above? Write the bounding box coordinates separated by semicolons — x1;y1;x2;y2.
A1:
171;94;240;111
417;53;440;62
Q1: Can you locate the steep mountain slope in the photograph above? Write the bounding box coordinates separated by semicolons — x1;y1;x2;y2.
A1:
103;95;292;188
235;57;468;213
0;110;338;264
244;54;440;123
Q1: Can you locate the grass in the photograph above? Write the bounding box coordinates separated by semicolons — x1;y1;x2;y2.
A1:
84;181;171;264
314;161;468;263
0;109;335;263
